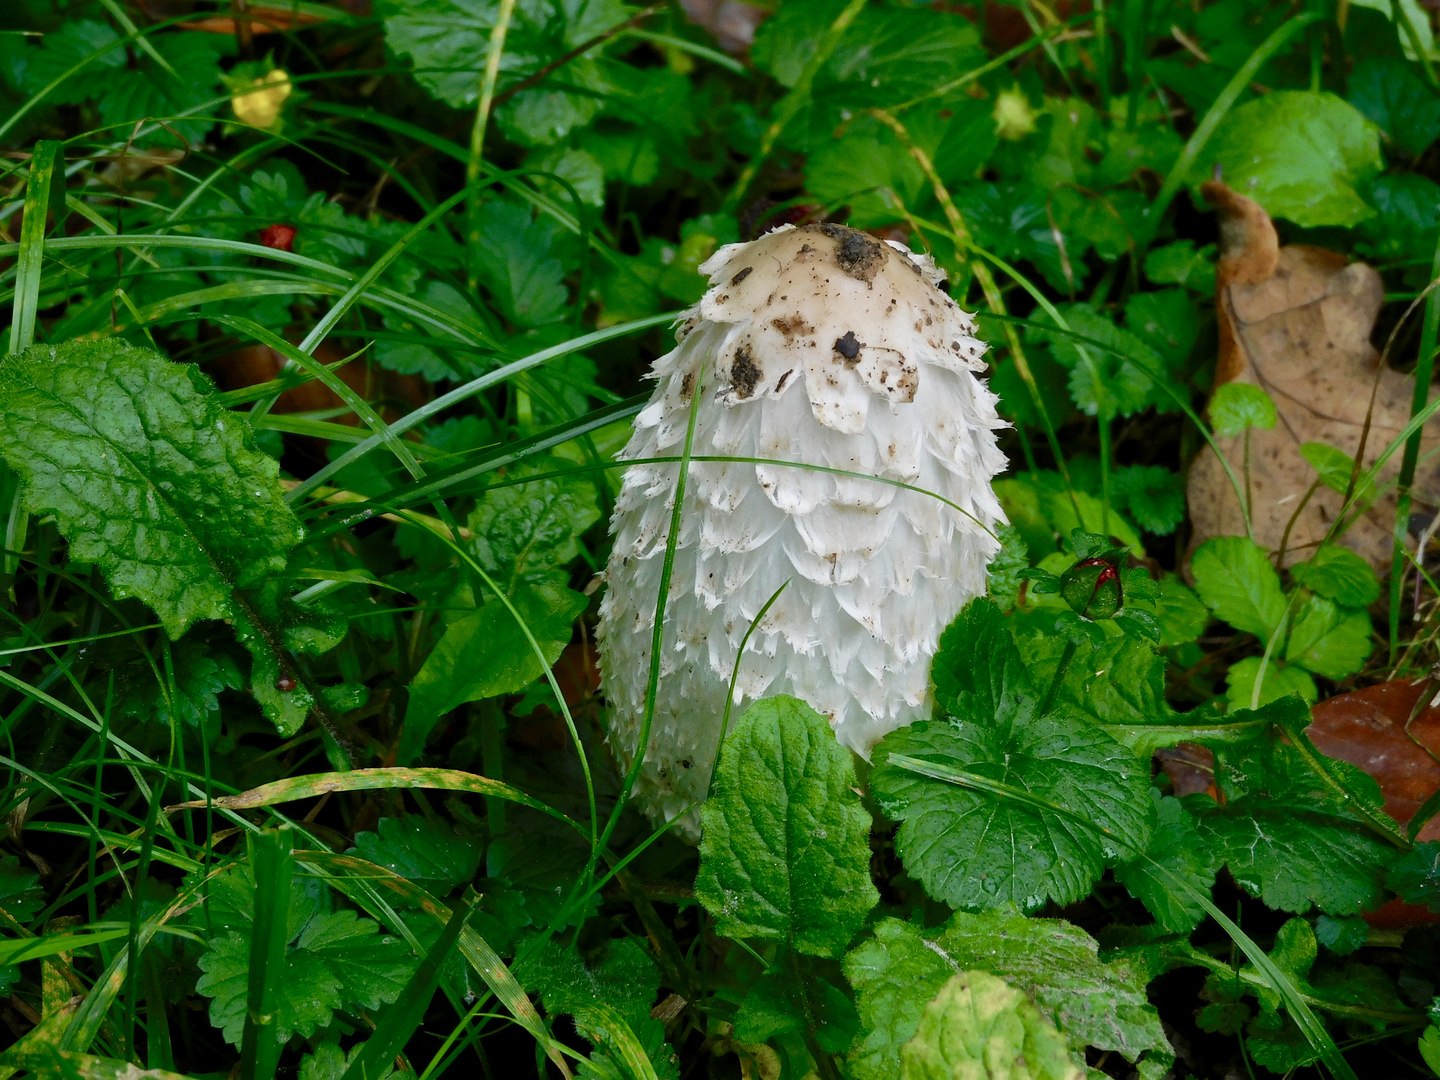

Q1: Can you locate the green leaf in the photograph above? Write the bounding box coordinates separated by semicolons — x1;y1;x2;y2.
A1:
400;583;587;764
1421;1026;1440;1075
805;120;925;227
1387;841;1440;911
1124;290;1200;372
470;459;601;591
695;695;878;958
0;856;42;925
1035;304;1178;420
899;971;1085;1080
348;815;482;898
1290;546;1381;608
1224;657;1318;709
1192;704;1398;914
1144;240;1216;296
1284;594;1373;679
845;913;1171;1080
1197;90;1383;227
1208;382;1277;437
1113;465;1185;536
734;965;858;1055
873;602;1154;911
1190;536;1287;643
986;523;1029;611
193;864;417;1047
198;932;344;1047
1348;55;1440;157
1154;575;1210;648
115;636;244;732
469;201;571;327
1113;792;1219;934
518;938;674;1078
1301;441;1369;496
1314;914;1369;955
0;341;304;639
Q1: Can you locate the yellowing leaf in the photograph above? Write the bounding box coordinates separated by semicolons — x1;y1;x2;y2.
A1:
233;69;292;129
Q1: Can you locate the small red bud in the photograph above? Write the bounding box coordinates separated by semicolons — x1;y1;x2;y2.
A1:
260;223;297;252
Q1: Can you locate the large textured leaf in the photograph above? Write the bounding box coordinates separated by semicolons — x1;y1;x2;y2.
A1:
900;972;1084;1080
1194;91;1383;227
872;712;1153;912
696;696;878;957
0;341;303;639
1113;792;1220;933
845;914;1172;1080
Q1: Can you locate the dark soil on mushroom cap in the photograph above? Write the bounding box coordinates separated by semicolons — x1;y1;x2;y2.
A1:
813;222;885;283
730;343;761;398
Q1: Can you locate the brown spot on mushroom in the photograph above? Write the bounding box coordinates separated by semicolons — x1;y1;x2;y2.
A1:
771;314;814;338
834;330;862;361
730;344;761;399
730;267;752;285
813;222;885;282
775;369;795;392
680;371;695;401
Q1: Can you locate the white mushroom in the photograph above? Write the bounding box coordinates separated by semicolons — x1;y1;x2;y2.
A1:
598;223;1008;838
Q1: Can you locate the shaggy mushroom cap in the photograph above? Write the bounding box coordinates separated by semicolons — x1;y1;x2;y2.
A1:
598;223;1008;839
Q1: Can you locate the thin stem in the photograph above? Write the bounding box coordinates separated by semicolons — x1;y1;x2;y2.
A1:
1039;640;1079;715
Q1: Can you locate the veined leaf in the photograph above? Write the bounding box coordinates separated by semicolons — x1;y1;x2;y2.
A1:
0;340;303;639
695;695;878;957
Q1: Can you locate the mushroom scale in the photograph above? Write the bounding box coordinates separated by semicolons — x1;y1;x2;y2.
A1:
597;223;1008;839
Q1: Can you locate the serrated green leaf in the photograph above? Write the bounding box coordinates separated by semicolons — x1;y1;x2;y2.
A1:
1314;914;1369;955
1290;546;1381;607
1196;91;1383;227
0;341;304;639
1154;575;1210;648
197;931;343;1047
348;815;482;898
696;695;878;957
1190;536;1287;643
900;971;1085;1080
470;201;572;326
1284;594;1373;679
470;460;601;591
1387;841;1440;911
1208;383;1277;437
1192;714;1397;915
873;602;1154;911
1144;240;1216;295
845;913;1171;1080
1112;465;1186;536
1114;792;1219;933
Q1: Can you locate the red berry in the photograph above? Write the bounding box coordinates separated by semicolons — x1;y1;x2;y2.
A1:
260;223;297;252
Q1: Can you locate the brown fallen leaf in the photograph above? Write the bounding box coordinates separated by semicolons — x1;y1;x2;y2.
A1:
1185;180;1440;571
1307;677;1440;843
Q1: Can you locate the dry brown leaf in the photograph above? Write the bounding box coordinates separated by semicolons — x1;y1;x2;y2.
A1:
1185;181;1440;571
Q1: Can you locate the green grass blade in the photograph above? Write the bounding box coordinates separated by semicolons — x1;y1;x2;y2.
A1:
338;891;476;1080
239;829;293;1080
8;141;65;356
